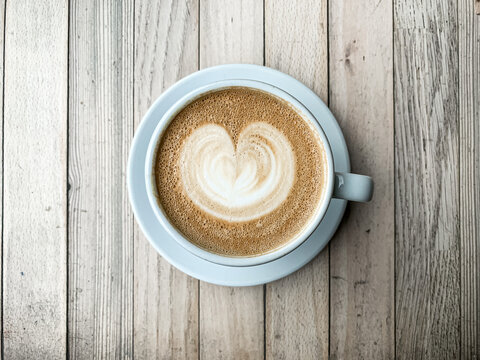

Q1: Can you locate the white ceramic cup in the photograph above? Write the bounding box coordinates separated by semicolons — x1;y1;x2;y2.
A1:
145;79;373;267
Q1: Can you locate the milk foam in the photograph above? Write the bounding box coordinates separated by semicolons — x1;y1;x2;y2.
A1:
155;87;327;257
180;122;295;222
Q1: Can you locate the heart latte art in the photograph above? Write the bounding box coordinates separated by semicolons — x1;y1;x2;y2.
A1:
180;122;295;222
154;87;327;257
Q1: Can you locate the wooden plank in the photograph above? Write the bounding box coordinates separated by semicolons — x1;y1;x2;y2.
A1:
328;1;394;359
200;0;263;67
264;1;329;359
394;1;460;358
0;0;4;355
68;1;133;358
199;1;264;359
459;0;480;357
3;0;68;358
265;0;328;100
133;0;199;358
200;285;264;359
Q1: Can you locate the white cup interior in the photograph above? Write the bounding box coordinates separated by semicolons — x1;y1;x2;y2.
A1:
145;79;335;267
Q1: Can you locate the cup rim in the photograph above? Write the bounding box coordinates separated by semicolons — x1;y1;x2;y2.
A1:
145;79;335;267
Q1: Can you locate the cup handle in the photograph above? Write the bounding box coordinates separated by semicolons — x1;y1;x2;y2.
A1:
333;172;374;202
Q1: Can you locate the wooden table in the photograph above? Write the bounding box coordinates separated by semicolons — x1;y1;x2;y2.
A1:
1;0;478;359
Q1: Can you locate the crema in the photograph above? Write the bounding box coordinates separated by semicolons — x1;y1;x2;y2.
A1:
154;87;328;257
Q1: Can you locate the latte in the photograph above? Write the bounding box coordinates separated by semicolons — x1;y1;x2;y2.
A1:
154;87;328;257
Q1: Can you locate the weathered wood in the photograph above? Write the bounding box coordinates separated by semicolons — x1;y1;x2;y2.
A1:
265;0;328;100
328;1;394;359
68;1;133;358
199;1;264;359
395;0;460;358
3;1;479;358
3;0;68;358
200;0;263;67
200;285;264;359
264;1;329;359
133;0;199;358
0;1;5;355
459;0;480;357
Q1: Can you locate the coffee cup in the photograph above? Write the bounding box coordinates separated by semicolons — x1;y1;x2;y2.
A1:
145;79;373;267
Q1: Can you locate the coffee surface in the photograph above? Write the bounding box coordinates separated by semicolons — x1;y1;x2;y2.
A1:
154;87;328;257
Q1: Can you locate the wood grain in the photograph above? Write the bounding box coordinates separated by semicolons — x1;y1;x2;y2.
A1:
199;1;264;359
2;1;479;358
200;0;263;67
265;0;328;100
459;0;480;357
0;1;4;354
68;1;133;358
200;286;264;359
2;0;68;358
133;0;199;358
328;1;394;359
264;1;329;359
395;1;460;358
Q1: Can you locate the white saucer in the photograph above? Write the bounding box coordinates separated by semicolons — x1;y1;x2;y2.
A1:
128;64;349;286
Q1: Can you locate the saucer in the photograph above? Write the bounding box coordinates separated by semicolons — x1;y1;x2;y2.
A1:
128;64;349;286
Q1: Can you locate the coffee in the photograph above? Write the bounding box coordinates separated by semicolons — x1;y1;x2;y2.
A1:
154;87;328;257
